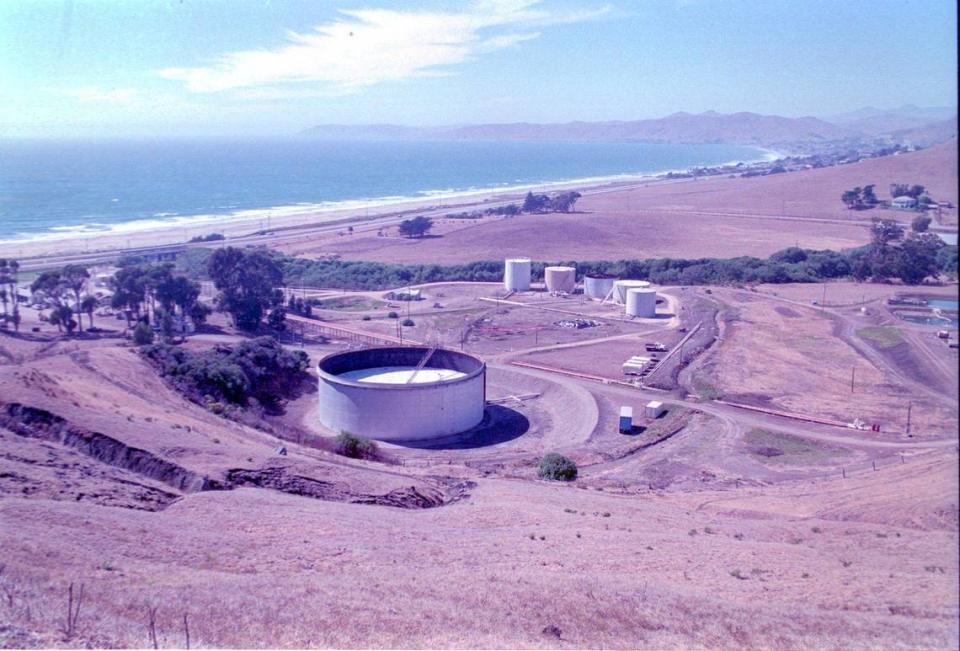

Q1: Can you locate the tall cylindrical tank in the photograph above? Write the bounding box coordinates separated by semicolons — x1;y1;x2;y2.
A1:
612;280;651;304
503;257;531;292
584;273;617;300
626;288;657;317
544;266;576;293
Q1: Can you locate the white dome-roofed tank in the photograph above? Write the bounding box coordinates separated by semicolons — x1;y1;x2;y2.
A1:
626;288;657;317
611;279;651;304
584;273;617;300
544;266;576;293
503;257;531;292
317;347;486;442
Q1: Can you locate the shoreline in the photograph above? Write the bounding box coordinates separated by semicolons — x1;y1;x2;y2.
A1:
0;149;780;261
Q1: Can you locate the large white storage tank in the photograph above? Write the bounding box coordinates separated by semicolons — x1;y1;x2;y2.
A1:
626;288;657;317
317;347;486;441
611;280;651;304
544;266;576;293
503;257;531;292
584;273;617;300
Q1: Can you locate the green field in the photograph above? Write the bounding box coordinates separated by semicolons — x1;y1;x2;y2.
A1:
856;326;904;349
745;428;850;464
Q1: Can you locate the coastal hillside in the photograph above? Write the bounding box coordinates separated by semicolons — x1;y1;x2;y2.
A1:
303;108;956;147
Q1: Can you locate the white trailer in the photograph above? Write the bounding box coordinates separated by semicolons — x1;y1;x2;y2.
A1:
645;400;665;419
622;355;650;375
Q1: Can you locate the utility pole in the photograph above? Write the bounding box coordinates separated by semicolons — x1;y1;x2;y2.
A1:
850;366;855;393
821;283;827;310
906;401;912;436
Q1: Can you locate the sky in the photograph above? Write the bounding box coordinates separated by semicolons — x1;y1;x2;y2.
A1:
1;0;956;137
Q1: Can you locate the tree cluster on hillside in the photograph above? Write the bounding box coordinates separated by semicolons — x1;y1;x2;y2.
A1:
110;262;208;338
840;184;878;209
140;337;309;412
207;247;285;331
0;259;21;332
890;183;926;199
522;191;582;213
398;216;434;238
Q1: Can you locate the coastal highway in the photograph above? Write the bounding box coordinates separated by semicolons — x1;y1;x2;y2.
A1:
10;171;952;273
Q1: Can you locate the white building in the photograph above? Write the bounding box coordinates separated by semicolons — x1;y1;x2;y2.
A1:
890;195;918;210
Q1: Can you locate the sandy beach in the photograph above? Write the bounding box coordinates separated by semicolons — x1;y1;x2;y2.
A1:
2;139;955;269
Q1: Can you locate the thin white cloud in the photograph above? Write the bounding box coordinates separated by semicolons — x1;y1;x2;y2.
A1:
159;1;611;94
60;87;139;103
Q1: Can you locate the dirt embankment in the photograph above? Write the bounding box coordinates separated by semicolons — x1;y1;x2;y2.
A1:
0;402;474;511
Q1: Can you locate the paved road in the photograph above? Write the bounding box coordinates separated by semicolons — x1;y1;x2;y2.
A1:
495;361;959;451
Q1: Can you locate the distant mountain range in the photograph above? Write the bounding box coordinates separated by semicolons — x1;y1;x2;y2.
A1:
302;106;957;147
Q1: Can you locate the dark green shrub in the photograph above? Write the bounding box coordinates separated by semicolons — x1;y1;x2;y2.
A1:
388;311;399;319
335;432;378;459
132;322;154;345
401;318;415;327
140;337;309;410
538;453;577;481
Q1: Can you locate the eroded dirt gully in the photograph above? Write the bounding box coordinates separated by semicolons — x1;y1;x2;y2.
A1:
0;402;474;511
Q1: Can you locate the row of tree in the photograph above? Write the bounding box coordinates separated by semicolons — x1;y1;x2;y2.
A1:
110;261;209;330
841;183;933;210
266;230;955;291
30;265;98;334
522;191;582;214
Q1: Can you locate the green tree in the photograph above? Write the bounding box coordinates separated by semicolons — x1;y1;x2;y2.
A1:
52;304;77;335
522;192;550;213
132;321;155;345
862;184;878;205
208;248;284;331
81;295;98;329
0;259;20;332
398;216;434;238
548;191;582;213
896;233;944;285
911;214;932;233
537;453;577;481
110;266;148;326
841;189;861;208
60;265;90;333
890;183;910;198
267;305;287;331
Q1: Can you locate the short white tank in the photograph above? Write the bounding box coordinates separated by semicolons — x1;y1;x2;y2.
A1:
544;266;576;293
612;279;651;304
625;288;657;317
503;257;532;292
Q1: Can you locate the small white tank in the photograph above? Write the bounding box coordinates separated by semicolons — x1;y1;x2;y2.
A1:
544;266;576;293
612;280;651;304
626;288;657;317
503;257;531;292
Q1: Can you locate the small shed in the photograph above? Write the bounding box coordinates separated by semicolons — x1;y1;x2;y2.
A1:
645;400;665;419
619;406;633;433
891;195;918;209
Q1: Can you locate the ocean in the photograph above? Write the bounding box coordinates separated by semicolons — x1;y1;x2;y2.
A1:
0;139;769;244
